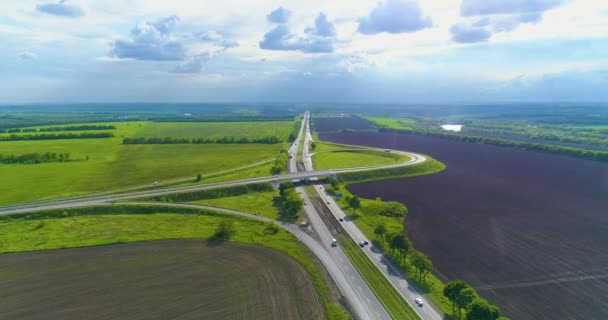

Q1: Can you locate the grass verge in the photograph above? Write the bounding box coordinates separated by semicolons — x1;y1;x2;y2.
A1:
326;157;455;317
313;149;410;170
337;231;421;320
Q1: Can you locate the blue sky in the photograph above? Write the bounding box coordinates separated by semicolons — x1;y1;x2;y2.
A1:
0;0;607;103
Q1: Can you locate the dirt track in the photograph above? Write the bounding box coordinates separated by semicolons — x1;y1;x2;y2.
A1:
0;240;326;320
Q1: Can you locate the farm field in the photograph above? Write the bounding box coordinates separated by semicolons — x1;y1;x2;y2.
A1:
313;150;409;170
313;116;374;132
134;121;294;140
320;129;608;320
365;117;417;131
0;121;288;205
0;240;325;320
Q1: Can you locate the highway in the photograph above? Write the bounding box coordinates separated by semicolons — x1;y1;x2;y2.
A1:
301;113;444;320
292;113;391;319
0;112;440;319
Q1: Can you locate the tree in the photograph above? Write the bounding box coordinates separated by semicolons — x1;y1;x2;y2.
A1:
411;251;433;282
443;280;468;316
279;181;295;197
466;298;501;320
311;142;317;150
374;224;387;241
282;189;303;218
196;173;202;182
455;287;477;319
389;233;411;262
348;196;361;213
214;221;236;240
327;176;339;189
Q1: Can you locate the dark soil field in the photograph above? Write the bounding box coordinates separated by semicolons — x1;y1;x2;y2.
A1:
313;116;374;132
0;240;326;320
320;130;608;320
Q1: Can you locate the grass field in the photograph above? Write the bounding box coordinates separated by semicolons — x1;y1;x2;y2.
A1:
313;150;410;170
365;117;417;131
0;205;350;320
313;141;362;152
0;121;287;205
0;240;325;320
189;190;280;220
134;121;294;140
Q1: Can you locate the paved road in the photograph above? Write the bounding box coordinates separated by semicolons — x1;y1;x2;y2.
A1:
290;113;391;319
302;114;444;320
0;112;436;320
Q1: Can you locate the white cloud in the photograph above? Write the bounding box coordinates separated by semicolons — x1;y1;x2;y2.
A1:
18;51;38;60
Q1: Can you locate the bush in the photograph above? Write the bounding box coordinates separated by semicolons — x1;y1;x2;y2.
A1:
214;221;236;240
379;201;408;218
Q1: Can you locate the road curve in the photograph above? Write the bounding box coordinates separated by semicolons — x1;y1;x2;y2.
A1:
0;112;433;320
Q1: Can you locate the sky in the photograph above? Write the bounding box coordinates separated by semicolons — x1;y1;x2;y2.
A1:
1;0;607;103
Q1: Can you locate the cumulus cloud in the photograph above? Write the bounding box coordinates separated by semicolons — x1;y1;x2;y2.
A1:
305;13;336;37
461;0;566;16
357;0;432;35
109;15;186;61
259;12;337;53
267;7;291;24
452;0;565;43
450;23;492;43
36;0;85;18
173;52;212;73
196;30;238;48
18;51;38;60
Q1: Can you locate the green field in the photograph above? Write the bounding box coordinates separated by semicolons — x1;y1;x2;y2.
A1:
365;117;417;131
190;190;280;220
134;121;294;140
0;121;287;205
0;205;350;320
313;150;410;170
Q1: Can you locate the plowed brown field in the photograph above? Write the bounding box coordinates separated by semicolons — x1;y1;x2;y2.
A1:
0;240;326;320
320;130;608;320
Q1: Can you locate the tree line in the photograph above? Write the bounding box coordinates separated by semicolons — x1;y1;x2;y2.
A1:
443;280;507;320
148;183;273;203
122;136;282;145
377;127;608;162
0;132;114;141
0;152;71;164
288;119;302;142
0;125;115;133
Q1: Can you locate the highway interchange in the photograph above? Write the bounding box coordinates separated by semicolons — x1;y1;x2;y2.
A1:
0;112;444;320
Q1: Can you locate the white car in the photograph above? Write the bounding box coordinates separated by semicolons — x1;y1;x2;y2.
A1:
331;239;338;247
415;297;424;307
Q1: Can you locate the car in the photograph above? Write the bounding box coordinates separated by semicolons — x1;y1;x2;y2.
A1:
415;297;424;307
326;201;331;204
331;239;337;247
364;240;369;245
339;217;344;222
359;241;365;247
